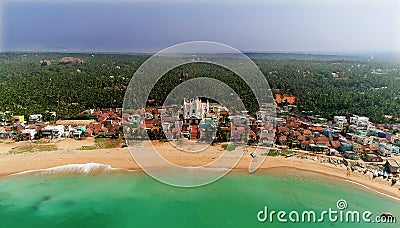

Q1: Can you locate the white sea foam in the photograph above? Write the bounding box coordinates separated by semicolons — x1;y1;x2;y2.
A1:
344;179;400;202
182;166;231;172
9;163;131;177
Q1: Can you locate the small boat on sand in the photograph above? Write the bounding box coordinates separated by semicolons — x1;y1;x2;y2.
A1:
285;152;297;158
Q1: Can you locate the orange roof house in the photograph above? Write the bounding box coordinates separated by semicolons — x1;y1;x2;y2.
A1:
275;94;296;105
282;95;296;105
297;135;306;141
330;140;341;149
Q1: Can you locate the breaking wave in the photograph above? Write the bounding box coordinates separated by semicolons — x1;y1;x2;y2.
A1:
344;179;400;202
10;163;131;177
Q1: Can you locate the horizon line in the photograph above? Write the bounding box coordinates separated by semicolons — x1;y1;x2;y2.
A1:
2;49;400;56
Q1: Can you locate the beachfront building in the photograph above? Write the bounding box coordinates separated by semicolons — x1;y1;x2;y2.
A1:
181;98;211;140
362;153;383;162
344;151;359;160
41;125;65;139
71;126;86;139
309;144;329;153
385;159;400;174
21;129;36;140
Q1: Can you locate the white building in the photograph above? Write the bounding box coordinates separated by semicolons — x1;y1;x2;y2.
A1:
22;129;36;140
29;114;42;123
350;115;369;127
333;116;347;124
41;125;65;139
183;98;209;120
143;112;154;119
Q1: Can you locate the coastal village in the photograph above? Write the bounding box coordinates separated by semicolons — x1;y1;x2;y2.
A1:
1;93;400;187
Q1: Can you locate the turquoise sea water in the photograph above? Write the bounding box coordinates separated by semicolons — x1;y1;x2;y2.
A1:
0;168;398;228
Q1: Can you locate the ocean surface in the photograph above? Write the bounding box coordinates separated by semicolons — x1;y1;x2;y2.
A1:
0;165;398;228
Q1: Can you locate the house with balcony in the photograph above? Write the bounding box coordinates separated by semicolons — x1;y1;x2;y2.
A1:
41;125;65;139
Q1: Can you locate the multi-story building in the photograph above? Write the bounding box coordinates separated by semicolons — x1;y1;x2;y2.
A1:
333;116;347;124
183;98;209;122
350;115;369;128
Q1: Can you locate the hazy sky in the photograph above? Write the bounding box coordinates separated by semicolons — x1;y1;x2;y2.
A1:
1;0;399;53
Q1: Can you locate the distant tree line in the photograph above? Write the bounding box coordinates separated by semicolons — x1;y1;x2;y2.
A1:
1;53;399;123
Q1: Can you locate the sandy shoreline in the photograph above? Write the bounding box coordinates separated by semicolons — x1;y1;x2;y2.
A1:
0;138;399;200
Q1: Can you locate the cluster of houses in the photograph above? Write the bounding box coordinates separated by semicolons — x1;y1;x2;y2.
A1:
124;97;276;145
0;109;122;141
2;99;399;175
275;112;400;174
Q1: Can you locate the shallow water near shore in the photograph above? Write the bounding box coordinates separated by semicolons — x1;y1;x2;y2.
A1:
0;167;398;227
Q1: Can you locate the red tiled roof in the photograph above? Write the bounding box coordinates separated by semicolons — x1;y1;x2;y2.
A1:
86;128;93;135
292;131;301;137
278;126;290;133
316;136;328;141
369;144;379;150
275;94;282;104
330;140;340;148
311;126;323;132
297;135;306;141
301;140;310;145
220;110;228;115
283;95;296;105
37;125;45;131
276;94;296;105
191;125;198;140
265;124;274;131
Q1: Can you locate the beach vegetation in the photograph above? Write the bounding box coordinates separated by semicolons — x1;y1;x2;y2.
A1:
10;144;57;154
80;138;123;150
221;144;237;151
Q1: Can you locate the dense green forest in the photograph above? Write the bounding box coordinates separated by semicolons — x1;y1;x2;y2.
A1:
0;52;399;123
